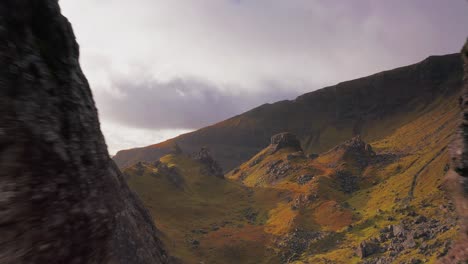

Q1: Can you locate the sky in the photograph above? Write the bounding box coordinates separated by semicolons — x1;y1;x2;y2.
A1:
60;0;468;155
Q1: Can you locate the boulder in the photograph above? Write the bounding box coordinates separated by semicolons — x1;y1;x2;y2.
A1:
392;224;406;237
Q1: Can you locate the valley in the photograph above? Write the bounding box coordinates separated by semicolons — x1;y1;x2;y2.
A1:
122;72;462;263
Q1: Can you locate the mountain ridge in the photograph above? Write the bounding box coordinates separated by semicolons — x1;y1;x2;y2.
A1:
114;53;462;171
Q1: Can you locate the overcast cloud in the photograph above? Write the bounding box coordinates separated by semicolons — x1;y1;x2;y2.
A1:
60;0;468;154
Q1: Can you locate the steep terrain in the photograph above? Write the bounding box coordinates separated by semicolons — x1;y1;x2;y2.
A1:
125;82;461;263
116;51;464;263
0;1;170;263
226;96;460;263
114;54;462;171
440;39;468;263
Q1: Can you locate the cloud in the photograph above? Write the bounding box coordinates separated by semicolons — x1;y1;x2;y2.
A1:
101;122;191;155
63;0;468;91
59;0;468;151
95;73;300;130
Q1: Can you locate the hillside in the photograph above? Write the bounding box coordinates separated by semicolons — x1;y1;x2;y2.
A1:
114;53;462;171
227;89;460;263
124;81;460;263
123;150;284;264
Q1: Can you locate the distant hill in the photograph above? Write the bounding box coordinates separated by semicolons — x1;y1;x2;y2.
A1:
113;53;462;172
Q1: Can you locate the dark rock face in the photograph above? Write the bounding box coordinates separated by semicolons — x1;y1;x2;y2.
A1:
0;1;169;263
270;132;302;153
441;40;468;263
195;147;224;178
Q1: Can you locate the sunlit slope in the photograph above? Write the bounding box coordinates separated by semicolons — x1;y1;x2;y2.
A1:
125;91;460;263
302;94;459;263
114;54;462;171
223;92;460;263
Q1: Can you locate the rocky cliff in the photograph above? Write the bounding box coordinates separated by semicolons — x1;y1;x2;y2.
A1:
441;40;468;263
114;53;463;171
0;1;170;263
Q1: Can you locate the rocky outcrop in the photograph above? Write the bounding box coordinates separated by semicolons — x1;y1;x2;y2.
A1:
158;163;184;189
356;239;381;258
195;147;224;178
0;1;170;263
270;132;302;153
330;135;375;167
358;213;457;263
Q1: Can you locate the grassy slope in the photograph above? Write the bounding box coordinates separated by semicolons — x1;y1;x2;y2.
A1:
222;93;459;263
119;53;463;263
300;94;460;263
124;154;283;264
125;92;459;264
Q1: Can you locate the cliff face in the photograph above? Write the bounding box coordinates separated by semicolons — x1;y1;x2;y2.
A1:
114;53;463;171
441;40;468;263
0;1;169;263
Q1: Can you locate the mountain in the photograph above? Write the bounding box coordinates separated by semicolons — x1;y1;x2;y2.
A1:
125;90;460;262
114;53;463;171
225;91;460;262
117;50;465;263
0;1;171;263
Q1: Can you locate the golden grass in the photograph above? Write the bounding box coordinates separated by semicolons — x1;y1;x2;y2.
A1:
126;93;460;264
